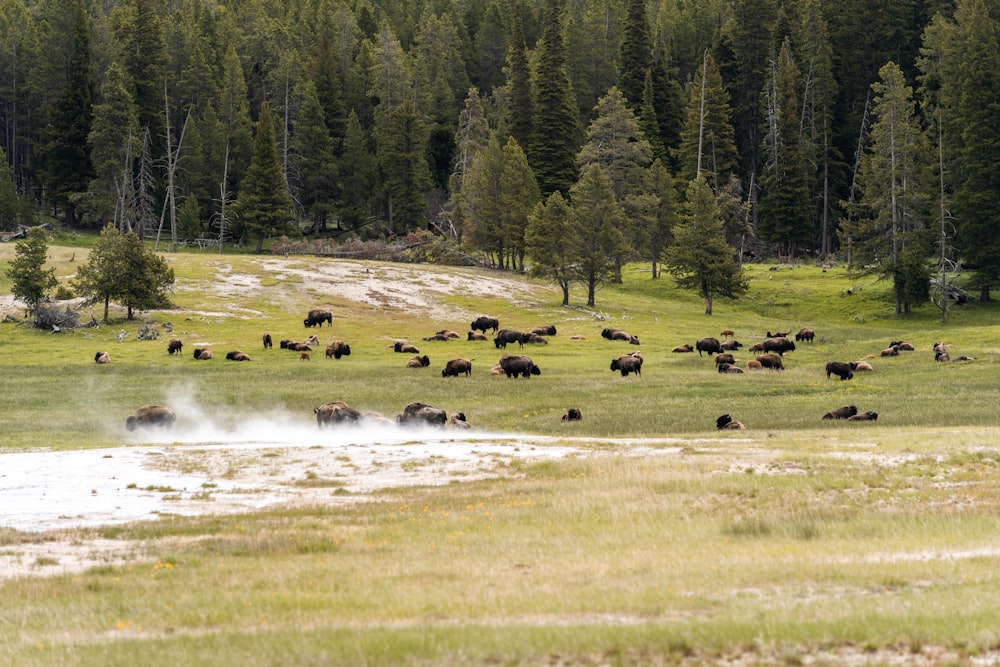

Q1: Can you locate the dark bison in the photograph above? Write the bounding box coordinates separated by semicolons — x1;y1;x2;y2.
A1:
314;401;363;428
530;325;557;336
890;340;915;351
696;337;723;357
610;352;643;377
767;331;791;338
717;362;744;374
397;402;448;427
601;328;630;342
494;329;527;349
562;408;583;421
394;341;420;354
756;353;784;370
467;331;488;341
523;333;549;345
934;342;950;362
291;343;312;352
304;309;333;328
471;316;500;334
847;410;879;421
126;405;176;432
825;361;854;381
279;339;295;349
263;332;273;349
226;350;251;361
406;355;431;368
762;337;796;356
325;340;351;359
167;338;183;355
442;358;473;377
822;405;858;420
672;344;694;353
795;328;815;342
714;353;736;367
193;348;214;360
720;339;743;351
499;354;540;378
716;414;745;429
95;351;110;364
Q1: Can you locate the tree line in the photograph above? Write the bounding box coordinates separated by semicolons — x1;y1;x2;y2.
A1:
1;0;997;313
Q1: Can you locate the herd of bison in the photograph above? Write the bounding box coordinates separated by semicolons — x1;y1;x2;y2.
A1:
116;309;974;435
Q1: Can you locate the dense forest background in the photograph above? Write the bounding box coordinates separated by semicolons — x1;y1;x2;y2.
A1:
1;0;999;306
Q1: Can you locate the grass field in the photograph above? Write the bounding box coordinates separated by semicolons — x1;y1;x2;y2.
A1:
2;240;1000;665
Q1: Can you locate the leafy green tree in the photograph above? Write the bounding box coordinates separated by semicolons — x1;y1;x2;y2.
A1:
237;102;296;252
525;191;574;305
72;224;121;322
568;164;627;307
674;51;737;189
665;176;748;315
6;226;56;320
87;60;140;224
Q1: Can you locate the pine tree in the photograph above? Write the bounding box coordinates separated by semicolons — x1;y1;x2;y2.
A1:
619;0;652;110
507;11;534;152
88;60;140;224
499;136;540;271
112;0;167;138
237;102;296;252
525;191;574;305
290;79;338;233
576;86;652;200
463;135;505;267
568;164;627;307
375;98;431;235
0;144;19;231
338;111;376;232
674;51;737;189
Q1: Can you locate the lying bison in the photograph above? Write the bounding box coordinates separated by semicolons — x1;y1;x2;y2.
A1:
397;402;448;427
467;331;488;341
847;410;879;421
126;405;176;432
95;351;110;364
825;361;854;381
494;329;527;349
716;414;745;429
720;339;743;351
442;358;473;377
672;344;694;353
315;401;363;427
471;316;499;334
226;350;251;361
394;341;420;354
562;408;583;421
499;354;540;378
325;340;351;359
406;354;431;368
696;337;723;357
610;352;643;377
822;405;858;420
193;348;214;360
717;362;744;374
602;328;639;344
304;309;333;328
530;325;557;336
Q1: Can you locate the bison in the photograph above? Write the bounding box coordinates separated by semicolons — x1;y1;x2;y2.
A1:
720;339;743;351
499;354;540;378
442;358;473;377
437;329;461;339
406;354;431;368
847;410;879;421
530;325;557;336
767;331;791;338
822;405;858;420
672;344;694;353
714;353;736;367
94;351;110;364
304;309;333;328
423;333;452;342
226;350;251;361
762;337;796;356
523;333;549;345
494;329;527;349
720;329;735;338
601;327;630;342
825;361;854;381
696;337;723;357
263;332;273;349
471;316;500;334
756;353;784;370
716;414;745;429
314;401;362;428
881;346;900;357
467;331;488;341
193;348;213;360
448;412;471;429
167;338;183;355
850;360;873;372
610;352;643;377
291;343;313;352
394;341;420;354
717;362;744;374
325;340;351;359
396;402;448;427
562;408;583;422
125;405;176;432
746;359;762;370
795;328;815;342
890;340;915;351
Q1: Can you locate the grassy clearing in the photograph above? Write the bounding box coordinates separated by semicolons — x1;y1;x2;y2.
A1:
3;246;1000;664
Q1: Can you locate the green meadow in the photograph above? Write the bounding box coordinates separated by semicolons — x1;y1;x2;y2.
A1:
2;240;1000;665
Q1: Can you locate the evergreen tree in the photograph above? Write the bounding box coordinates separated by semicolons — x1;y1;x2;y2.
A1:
619;0;652;110
565;4;618;122
530;0;580;196
507;11;534;152
632;158;678;279
237;102;296;252
449;88;492;239
112;0;167;138
290;79;338;233
499;136;540;271
114;230;175;319
72;223;122;322
313;28;348;147
664;176;749;315
375;98;431;234
639;70;667;161
674;51;737;189
338;111;376;232
576;86;652;200
463;135;505;267
87;60;140;224
0;144;19;231
471;1;508;93
525;191;574;305
568;163;627;307
6;226;56;320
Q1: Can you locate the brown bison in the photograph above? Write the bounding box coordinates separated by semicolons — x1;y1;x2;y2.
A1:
406;354;431;368
499;354;540;378
291;343;313;352
720;339;743;351
471;316;500;334
448;412;471;429
304;309;333;328
847;410;879;421
756;353;784;370
467;331;488;341
126;405;176;432
226;350;251;361
610;352;643;377
762;337;796;356
716;414;745;429
437;329;461;339
263;332;273;349
397;402;448;427
767;331;791;338
562;408;583;421
822;405;858;420
94;351;110;364
325;340;351;359
795;328;815;342
720;329;735;338
530;325;557;336
850;360;873;372
423;333;452;342
494;329;527;349
714;353;736;367
717;362;744;374
442;358;473;377
890;340;915;351
601;327;631;342
672;344;694;353
696;337;723;357
167;338;183;355
825;361;854;381
193;348;214;360
394;341;420;354
746;359;763;370
881;346;900;357
523;333;549;345
315;401;362;428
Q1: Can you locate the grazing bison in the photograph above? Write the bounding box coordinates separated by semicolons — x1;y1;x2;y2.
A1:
314;401;362;428
748;342;766;353
822;405;858;420
262;332;273;349
499;354;540;378
672;343;694;353
396;402;448;427
467;331;488;341
442;358;473;377
696;337;723;357
167;338;183;355
125;405;176;432
795;328;815;342
847;411;879;421
94;351;110;364
304;309;333;328
720;339;743;351
716;414;745;429
193;348;214;360
717;362;744;374
562;408;583;421
394;341;420;354
756;353;784;370
762;337;796;356
530;325;557;336
825;361;854;381
226;350;251;361
471;316;500;334
406;354;431;368
715;353;736;367
610;352;643;377
325;340;351;359
494;329;527;349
